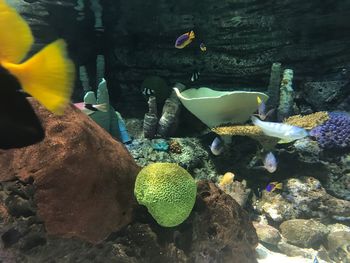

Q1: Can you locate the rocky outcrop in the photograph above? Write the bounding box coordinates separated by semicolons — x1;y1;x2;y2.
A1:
0;177;258;262
0;99;139;243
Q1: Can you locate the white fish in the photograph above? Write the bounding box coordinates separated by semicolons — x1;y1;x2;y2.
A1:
251;116;308;143
210;137;224;156
263;152;277;173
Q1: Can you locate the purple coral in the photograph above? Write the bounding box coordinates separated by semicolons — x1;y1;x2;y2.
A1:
310;112;350;149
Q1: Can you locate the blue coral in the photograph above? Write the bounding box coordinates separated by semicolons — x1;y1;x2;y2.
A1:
310;112;350;149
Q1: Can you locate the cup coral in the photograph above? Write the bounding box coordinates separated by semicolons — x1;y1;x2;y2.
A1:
310;112;350;149
134;163;197;227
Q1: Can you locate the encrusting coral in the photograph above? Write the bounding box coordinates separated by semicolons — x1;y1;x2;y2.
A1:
310;112;350;149
284;111;329;130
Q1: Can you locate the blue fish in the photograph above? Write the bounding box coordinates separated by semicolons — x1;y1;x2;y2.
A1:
263;152;277;173
210;137;224;156
256;96;274;120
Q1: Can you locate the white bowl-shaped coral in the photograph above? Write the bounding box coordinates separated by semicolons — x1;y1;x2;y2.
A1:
174;87;269;127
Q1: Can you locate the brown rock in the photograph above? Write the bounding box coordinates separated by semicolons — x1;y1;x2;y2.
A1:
280;219;329;248
253;222;281;246
0;202;9;223
0;99;140;243
191;181;258;263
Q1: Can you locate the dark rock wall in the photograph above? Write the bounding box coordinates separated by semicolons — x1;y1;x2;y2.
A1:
103;0;350;116
10;0;350;115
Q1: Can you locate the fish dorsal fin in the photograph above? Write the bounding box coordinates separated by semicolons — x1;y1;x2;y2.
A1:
0;0;33;63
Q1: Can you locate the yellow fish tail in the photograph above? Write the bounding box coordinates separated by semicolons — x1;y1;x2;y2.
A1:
0;0;34;63
189;30;195;40
3;40;75;114
257;96;262;105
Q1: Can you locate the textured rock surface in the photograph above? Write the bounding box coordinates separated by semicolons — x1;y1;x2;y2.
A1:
0;99;139;243
0;180;258;262
259;177;350;222
102;0;350;116
253;222;281;246
327;231;350;263
191;181;258;263
279;219;329;248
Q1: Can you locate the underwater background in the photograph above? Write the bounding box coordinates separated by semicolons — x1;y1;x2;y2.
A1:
0;0;350;262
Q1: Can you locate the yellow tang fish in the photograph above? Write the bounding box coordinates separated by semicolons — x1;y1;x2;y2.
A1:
0;0;75;149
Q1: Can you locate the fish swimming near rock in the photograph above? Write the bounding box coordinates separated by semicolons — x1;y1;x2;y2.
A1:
266;181;283;192
210;136;224;156
0;0;75;149
251;116;308;143
256;96;274;120
175;30;195;49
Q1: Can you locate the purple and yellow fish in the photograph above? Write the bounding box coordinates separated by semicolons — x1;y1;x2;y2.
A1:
175;31;195;49
199;43;207;52
266;182;283;192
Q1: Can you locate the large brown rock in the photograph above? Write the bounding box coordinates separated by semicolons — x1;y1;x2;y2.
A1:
190;181;259;263
0;99;140;243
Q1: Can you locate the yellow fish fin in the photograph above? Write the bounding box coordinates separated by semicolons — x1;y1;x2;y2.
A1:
0;0;33;63
189;30;195;40
277;139;292;144
275;183;283;190
3;39;75;114
257;96;262;105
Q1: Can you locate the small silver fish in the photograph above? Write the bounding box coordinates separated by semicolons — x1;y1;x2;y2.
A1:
251;116;308;143
210;137;224;156
263;152;277;173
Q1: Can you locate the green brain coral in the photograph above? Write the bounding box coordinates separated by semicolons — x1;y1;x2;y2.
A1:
134;163;197;227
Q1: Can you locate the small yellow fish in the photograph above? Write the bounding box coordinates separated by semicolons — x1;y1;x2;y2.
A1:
218;172;235;188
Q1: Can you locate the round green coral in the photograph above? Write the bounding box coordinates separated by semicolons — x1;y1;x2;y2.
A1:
134;163;197;227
